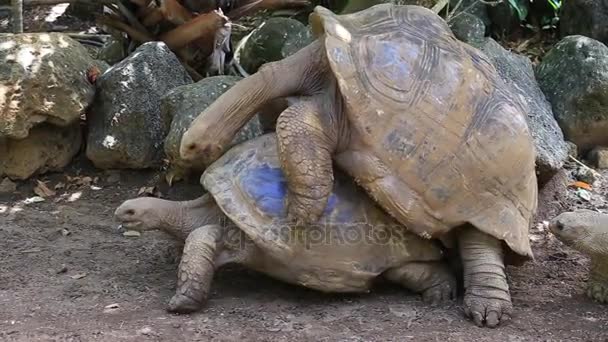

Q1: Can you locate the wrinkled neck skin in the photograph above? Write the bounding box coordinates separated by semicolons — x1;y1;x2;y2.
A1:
181;37;345;164
159;194;227;241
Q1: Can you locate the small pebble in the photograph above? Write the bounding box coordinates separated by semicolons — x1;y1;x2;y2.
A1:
137;326;154;336
573;167;596;185
57;265;68;274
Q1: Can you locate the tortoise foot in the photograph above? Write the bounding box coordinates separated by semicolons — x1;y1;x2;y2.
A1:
167;294;204;314
463;290;512;328
421;277;457;304
586;281;608;304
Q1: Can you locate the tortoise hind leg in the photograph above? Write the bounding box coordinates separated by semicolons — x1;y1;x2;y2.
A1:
167;224;224;314
276;98;340;224
458;225;512;328
384;261;457;304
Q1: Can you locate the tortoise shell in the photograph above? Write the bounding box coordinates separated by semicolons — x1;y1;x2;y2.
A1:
201;133;444;264
309;4;537;262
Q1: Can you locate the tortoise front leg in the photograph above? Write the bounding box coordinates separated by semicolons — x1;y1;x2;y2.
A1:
276;99;338;224
458;225;512;328
587;258;608;303
167;224;224;314
384;261;457;304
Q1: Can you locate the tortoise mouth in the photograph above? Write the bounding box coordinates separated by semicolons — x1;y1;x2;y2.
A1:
117;220;144;231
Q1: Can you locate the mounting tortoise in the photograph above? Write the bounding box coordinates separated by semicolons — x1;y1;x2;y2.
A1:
549;209;608;304
115;133;456;313
177;4;538;327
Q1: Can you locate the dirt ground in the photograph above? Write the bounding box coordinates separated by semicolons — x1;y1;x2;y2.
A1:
1;154;607;342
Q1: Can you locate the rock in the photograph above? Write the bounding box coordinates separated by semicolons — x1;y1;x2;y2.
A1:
65;2;103;20
560;0;608;45
237;18;314;74
162;76;263;181
449;12;485;44
449;0;491;29
0;33;97;139
588;147;608;169
0;123;82;180
471;38;568;184
566;141;578;159
0;177;17;194
536;35;608;152
97;36;128;65
86;42;193;169
487;0;527;35
573;167;596;185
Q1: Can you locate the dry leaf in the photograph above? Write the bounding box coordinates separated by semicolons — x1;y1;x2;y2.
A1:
34;180;56;198
123;230;141;237
54;182;66;190
87;65;101;84
69;272;88;279
569;181;592;191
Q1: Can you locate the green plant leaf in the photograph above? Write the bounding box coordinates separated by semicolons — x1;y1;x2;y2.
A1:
507;0;529;21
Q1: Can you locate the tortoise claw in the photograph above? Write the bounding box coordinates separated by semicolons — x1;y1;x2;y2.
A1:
167;293;203;314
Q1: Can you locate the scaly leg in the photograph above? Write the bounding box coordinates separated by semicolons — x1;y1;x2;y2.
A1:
459;225;512;328
276;98;338;224
384;262;457;304
167;224;223;313
587;258;608;304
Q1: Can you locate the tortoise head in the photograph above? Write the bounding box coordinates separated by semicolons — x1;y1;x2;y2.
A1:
114;197;169;233
179;36;328;166
549;209;607;255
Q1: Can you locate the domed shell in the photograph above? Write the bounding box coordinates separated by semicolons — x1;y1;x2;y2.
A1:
201;133;444;262
309;4;537;263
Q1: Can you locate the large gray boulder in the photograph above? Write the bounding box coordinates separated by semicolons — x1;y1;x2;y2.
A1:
162;75;263;182
560;0;608;45
86;42;193;169
0;33;97;139
536;35;608;153
471;38;568;184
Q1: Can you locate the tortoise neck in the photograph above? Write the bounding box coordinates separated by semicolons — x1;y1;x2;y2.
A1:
160;194;227;241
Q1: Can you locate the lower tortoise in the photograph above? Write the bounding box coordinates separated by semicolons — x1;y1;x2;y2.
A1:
178;4;537;327
115;134;456;313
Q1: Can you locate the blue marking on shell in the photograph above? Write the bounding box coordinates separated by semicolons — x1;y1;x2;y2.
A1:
240;165;337;218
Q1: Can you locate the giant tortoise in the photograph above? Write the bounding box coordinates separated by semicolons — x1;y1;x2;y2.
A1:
178;4;538;327
549;209;608;304
115;133;456;313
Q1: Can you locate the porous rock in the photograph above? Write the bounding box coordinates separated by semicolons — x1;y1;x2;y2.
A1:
560;0;608;45
588;147;608;169
536;35;608;152
237;18;314;74
449;0;491;29
162;75;263;173
0;33;96;139
449;12;485;44
0;123;82;180
86;42;193;169
471;38;568;184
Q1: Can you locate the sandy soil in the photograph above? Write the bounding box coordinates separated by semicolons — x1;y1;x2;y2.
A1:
1;155;607;342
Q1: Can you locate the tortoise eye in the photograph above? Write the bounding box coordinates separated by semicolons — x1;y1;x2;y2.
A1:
125;209;135;216
555;221;565;231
